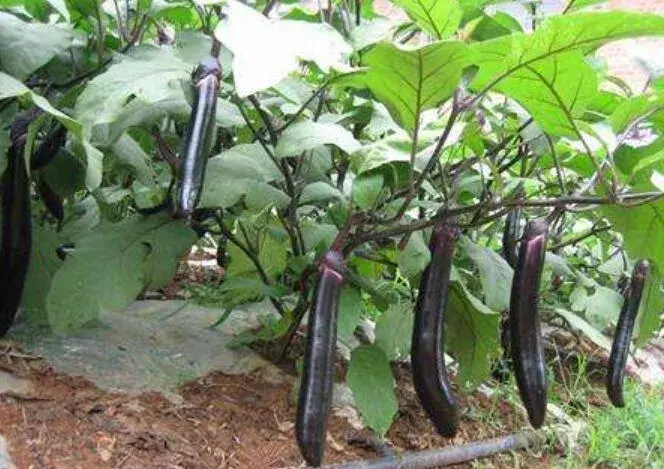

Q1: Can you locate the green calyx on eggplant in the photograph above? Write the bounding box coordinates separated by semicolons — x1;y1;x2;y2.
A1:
411;221;460;437
510;217;549;429
607;259;649;407
296;250;345;467
173;55;221;220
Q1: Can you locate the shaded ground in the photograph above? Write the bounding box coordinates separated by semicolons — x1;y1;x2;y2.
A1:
0;345;553;469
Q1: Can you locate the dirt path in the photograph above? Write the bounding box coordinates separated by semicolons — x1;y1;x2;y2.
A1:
0;350;553;469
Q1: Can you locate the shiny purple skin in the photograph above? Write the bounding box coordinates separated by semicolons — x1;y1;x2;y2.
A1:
509;218;549;429
173;56;220;219
411;222;459;437
0;146;31;337
607;260;649;407
296;250;344;467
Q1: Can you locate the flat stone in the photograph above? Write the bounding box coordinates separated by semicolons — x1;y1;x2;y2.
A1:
0;435;16;469
0;370;33;397
8;300;285;402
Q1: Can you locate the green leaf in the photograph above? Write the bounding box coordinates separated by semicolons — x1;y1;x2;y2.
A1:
300;181;346;205
350;18;398;51
603;200;664;278
393;0;461;39
554;308;612;351
214;0;351;97
0;72;103;189
352;172;384;209
110;134;156;187
45;0;70;20
301;223;338;253
338;286;364;343
46;213;197;333
375;302;413;360
459;235;513;311
275;121;361;157
225;230;288;280
199;143;287;210
585;286;623;330
75;46;191;131
445;281;501;388
0;12;73;80
397;231;430;278
20;225;64;324
635;265;664;347
346;345;398;436
339;41;470;132
611;95;664;134
471;12;664;136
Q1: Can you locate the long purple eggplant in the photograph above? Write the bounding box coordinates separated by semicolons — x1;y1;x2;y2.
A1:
0;128;32;336
607;259;649;407
296;250;344;467
510;218;549;428
173;55;220;219
411;221;459;437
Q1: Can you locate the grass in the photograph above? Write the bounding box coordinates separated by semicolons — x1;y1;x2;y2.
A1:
567;381;664;468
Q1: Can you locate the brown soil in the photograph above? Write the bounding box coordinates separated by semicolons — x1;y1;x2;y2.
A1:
0;342;551;469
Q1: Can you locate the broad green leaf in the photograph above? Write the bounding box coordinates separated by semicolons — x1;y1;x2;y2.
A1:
393;0;462;39
46;213;197;333
199;143;287;210
225;230;288;280
75;46;191;131
585;285;623;330
0;12;73;80
446;281;501;388
339;41;470;132
301;223;338;253
635;265;664;347
275;121;361;157
603;200;664;278
350;18;398;51
459;235;513;311
458;0;503;23
471;12;664;136
397;231;430;278
0;72;103;189
352;172;384;209
104;88;190;146
45;0;70;20
470;12;523;41
338;286;364;342
300;181;346;205
346;345;398;436
110;134;156;187
214;0;351;97
610;95;664;134
554;308;612;351
20;226;64;324
375;302;414;360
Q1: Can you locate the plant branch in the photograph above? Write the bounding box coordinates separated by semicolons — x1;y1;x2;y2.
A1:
217;216;287;317
551;224;611;251
350;191;664;248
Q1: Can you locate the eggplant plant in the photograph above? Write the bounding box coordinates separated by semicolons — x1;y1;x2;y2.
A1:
2;0;664;464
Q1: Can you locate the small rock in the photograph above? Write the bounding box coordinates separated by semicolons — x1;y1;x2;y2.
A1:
0;435;17;469
0;370;33;397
